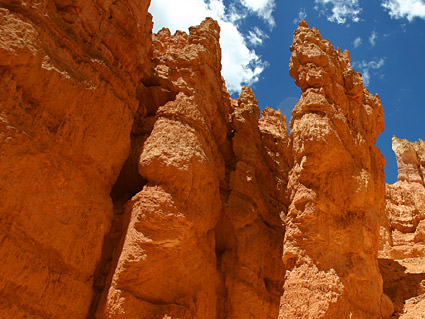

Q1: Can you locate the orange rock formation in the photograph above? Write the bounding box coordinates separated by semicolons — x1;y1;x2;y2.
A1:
1;1;422;318
379;137;425;318
280;20;392;319
381;137;425;259
96;19;289;319
0;1;153;318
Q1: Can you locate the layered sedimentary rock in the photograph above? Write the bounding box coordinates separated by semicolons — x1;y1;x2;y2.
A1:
380;137;425;259
0;0;153;318
280;20;392;318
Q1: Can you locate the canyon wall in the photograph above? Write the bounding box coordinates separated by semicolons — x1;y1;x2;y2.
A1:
0;1;397;318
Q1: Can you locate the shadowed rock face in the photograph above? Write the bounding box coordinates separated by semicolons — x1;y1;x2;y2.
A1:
280;20;392;319
0;2;396;319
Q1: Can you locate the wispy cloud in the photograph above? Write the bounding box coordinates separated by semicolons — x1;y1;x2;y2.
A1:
314;0;362;24
247;27;268;46
353;36;362;48
240;0;276;28
149;0;275;93
382;0;425;21
353;58;385;86
369;30;377;46
293;8;308;24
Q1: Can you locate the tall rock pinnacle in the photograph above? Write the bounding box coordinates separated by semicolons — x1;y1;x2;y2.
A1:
280;20;393;318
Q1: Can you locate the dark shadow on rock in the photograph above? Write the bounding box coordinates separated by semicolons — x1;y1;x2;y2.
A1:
379;258;425;318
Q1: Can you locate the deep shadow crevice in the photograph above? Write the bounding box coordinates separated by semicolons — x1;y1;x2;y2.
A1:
379;258;425;318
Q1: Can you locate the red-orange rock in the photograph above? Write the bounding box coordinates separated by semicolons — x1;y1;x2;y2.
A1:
280;20;391;319
379;258;425;318
97;19;230;319
0;2;406;318
0;1;153;318
379;137;425;318
96;17;291;318
380;136;425;259
217;89;288;319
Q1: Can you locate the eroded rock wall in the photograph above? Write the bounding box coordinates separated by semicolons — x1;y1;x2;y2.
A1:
0;0;153;318
217;90;289;319
96;19;289;319
280;20;392;319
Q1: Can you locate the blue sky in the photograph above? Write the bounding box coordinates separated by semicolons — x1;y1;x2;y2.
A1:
149;0;425;183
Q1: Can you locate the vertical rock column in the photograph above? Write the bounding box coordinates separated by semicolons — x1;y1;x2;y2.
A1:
216;89;289;319
97;19;231;319
381;136;425;259
280;20;392;318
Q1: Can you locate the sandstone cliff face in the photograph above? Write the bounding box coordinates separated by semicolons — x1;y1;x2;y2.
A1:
0;1;153;318
280;20;392;318
0;1;397;318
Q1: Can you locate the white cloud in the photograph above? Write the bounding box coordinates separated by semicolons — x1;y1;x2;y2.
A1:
149;0;273;94
369;31;377;46
293;8;308;24
353;36;362;48
247;27;268;46
314;0;362;24
353;58;385;86
382;0;425;21
240;0;276;27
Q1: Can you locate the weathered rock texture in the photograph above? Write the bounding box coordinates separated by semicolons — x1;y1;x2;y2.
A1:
0;1;397;318
0;1;153;318
379;258;425;318
379;137;425;318
96;19;289;319
381;136;425;259
280;20;392;318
